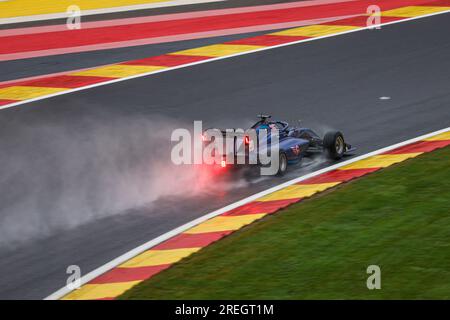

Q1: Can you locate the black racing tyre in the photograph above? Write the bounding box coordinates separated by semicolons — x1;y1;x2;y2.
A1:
323;131;345;160
277;152;288;176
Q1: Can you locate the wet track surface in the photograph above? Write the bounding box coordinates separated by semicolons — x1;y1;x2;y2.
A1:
0;13;449;299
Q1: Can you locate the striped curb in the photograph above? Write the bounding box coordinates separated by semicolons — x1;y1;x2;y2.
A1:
0;0;433;60
0;0;223;22
58;128;450;299
1;1;449;109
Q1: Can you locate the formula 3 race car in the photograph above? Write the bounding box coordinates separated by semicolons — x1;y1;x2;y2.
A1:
203;115;355;176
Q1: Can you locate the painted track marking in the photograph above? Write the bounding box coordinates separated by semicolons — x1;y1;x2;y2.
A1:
1;7;450;111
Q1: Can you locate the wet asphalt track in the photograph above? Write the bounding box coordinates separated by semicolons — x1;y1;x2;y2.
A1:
0;13;449;299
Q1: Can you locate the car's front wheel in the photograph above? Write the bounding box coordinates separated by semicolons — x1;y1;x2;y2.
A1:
323;131;345;160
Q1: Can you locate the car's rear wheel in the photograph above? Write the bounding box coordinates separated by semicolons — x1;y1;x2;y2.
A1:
277;153;288;176
323;131;345;160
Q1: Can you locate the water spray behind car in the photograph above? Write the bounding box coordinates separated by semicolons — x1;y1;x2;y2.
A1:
0;115;248;248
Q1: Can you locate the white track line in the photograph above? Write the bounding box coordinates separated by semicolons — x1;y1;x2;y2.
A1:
45;126;450;300
0;0;226;25
1;9;449;112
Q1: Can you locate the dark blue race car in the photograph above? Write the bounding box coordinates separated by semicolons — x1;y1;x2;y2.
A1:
204;115;355;176
251;115;355;175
